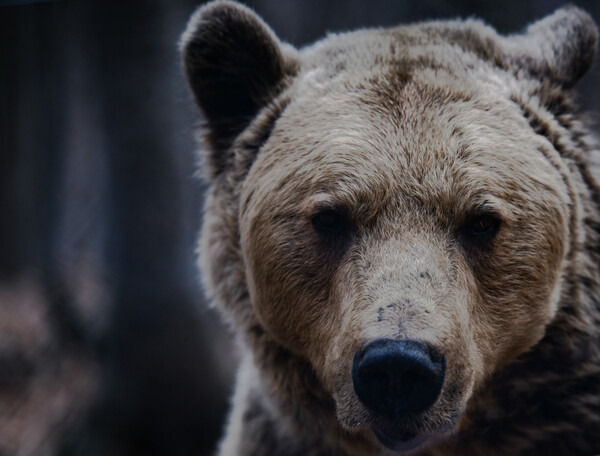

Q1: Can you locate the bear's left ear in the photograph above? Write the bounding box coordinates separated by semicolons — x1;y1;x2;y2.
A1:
504;6;598;88
180;1;299;175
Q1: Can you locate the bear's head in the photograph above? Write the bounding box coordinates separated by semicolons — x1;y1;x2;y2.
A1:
181;2;597;453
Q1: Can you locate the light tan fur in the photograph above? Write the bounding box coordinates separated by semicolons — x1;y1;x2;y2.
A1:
181;2;600;455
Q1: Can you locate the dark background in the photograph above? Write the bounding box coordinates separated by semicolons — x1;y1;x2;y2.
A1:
1;1;599;455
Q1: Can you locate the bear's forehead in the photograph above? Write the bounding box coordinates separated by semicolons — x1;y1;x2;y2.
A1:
286;25;520;164
245;25;564;222
270;74;528;184
253;81;554;227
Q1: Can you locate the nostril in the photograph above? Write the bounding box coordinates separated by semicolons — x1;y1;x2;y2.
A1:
352;339;446;417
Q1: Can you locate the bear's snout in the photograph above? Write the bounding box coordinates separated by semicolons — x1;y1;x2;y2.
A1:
352;339;446;418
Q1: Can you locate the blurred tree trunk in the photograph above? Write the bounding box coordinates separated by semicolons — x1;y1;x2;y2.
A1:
67;1;231;455
0;1;67;283
0;6;99;456
1;1;233;455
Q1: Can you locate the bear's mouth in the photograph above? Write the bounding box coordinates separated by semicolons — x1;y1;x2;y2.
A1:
372;426;454;454
374;427;427;453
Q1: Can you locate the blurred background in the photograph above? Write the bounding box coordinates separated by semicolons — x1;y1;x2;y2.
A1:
1;0;600;455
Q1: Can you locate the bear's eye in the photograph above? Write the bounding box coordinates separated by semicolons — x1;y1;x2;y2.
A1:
460;214;501;244
470;216;498;235
312;208;351;235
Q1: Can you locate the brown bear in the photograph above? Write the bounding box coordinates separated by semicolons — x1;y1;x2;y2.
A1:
180;2;600;455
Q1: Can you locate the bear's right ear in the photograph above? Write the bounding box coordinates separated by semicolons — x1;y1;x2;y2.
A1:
180;1;298;176
503;6;598;89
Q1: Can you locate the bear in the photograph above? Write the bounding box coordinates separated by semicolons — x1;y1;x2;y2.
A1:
180;2;600;455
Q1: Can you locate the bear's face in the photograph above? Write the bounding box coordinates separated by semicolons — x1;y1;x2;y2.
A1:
181;2;596;453
240;59;569;446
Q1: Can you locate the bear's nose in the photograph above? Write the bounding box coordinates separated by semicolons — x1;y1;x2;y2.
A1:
352;339;446;417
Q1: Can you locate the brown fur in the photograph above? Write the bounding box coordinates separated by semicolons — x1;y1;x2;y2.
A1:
181;2;600;455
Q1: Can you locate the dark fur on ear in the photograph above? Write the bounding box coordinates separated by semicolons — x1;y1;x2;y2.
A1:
180;0;298;176
505;6;598;88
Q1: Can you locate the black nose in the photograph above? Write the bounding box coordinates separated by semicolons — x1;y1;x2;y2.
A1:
352;339;446;417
